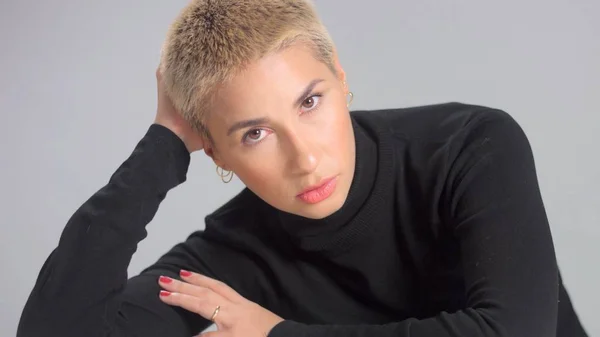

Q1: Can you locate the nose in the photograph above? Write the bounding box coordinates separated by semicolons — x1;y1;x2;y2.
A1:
285;131;320;176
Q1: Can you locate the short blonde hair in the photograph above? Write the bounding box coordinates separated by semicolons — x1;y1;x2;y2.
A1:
159;0;336;133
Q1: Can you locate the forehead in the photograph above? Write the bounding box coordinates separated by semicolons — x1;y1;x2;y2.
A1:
209;45;334;118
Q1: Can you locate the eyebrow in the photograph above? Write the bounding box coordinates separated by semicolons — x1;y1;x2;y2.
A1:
293;78;325;108
226;78;325;136
226;117;270;136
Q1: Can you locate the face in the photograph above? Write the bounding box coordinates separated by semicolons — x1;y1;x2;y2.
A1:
204;44;355;219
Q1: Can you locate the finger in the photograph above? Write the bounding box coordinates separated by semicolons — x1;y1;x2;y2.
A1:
196;331;223;337
159;291;228;325
158;276;223;302
179;270;243;302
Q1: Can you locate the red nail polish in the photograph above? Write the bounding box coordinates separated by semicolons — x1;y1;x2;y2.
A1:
159;276;172;284
160;290;171;297
180;270;192;277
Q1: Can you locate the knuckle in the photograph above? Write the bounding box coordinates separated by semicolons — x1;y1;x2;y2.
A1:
167;292;180;305
194;302;205;315
213;280;226;290
216;307;230;327
197;286;210;296
170;279;183;292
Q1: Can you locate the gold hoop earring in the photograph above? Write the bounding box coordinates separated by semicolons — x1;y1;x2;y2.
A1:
216;166;234;183
346;91;354;108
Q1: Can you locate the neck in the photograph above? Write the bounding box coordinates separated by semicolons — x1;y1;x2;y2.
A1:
276;117;378;248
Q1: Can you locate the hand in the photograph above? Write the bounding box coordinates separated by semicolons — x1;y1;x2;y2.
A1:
158;270;284;337
154;68;205;153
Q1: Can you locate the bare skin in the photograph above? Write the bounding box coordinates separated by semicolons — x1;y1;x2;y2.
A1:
153;44;354;336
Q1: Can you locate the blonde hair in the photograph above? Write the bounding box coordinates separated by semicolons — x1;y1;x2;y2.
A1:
159;0;336;134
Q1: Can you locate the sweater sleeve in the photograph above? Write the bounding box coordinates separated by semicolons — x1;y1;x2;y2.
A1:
17;124;212;337
268;109;559;337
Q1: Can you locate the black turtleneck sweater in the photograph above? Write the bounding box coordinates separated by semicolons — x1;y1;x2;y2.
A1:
17;102;588;337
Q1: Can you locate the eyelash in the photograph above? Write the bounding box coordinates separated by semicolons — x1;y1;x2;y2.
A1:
301;93;323;115
241;93;324;146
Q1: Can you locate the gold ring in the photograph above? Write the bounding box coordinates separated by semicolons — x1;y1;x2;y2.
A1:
210;305;220;322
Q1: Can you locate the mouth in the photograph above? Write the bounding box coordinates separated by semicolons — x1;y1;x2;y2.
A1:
296;176;338;204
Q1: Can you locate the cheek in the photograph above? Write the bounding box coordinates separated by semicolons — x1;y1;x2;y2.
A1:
229;154;289;200
319;102;353;159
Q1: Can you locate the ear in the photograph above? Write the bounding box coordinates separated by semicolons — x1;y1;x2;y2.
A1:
332;48;347;91
203;142;231;171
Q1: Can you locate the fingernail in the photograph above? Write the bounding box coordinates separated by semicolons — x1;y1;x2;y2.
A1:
159;290;171;297
159;276;172;284
180;270;192;277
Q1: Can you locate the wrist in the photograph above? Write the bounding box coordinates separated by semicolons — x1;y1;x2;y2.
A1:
266;319;289;337
153;120;191;153
149;124;191;154
143;124;191;184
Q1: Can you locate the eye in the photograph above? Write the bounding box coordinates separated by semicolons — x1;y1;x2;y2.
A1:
242;128;271;145
300;94;322;113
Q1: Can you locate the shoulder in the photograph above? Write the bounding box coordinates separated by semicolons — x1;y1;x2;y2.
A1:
351;101;521;145
204;188;263;232
353;102;533;191
201;188;276;249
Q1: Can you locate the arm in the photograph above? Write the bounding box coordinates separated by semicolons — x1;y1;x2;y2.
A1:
268;109;559;337
17;124;214;337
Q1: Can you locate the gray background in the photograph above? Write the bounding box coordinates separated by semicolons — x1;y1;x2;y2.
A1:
1;0;598;335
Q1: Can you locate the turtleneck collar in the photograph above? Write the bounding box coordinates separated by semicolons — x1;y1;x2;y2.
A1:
274;114;391;256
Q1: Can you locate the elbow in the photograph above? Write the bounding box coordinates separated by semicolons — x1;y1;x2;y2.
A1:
17;304;54;337
17;299;117;337
470;299;558;337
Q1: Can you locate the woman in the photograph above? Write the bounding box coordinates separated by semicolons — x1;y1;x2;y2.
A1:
17;0;587;336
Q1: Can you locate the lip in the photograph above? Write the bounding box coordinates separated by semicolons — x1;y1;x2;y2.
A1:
296;176;338;204
297;176;336;195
